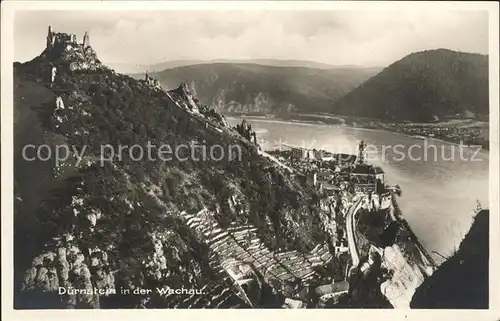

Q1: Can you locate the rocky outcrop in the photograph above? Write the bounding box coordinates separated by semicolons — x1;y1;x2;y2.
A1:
379;244;425;308
21;234;114;308
68;46;102;72
167;82;229;127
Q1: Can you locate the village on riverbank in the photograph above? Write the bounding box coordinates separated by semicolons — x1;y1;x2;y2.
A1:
228;113;490;150
228;120;438;308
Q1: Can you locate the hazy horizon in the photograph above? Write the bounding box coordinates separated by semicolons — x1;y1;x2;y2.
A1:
14;10;489;68
106;58;386;69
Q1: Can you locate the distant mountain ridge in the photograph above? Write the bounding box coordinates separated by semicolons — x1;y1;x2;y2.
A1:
108;58;380;74
107;60;205;74
124;49;489;122
131;63;380;115
332;49;489;122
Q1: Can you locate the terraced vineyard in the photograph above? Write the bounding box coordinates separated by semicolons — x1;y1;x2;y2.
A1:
181;208;335;305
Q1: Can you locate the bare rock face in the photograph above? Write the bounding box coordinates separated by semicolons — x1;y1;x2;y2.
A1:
47;267;60;291
22;268;38;291
379;244;425;308
21;236;115;308
68;46;102;71
22;252;59;292
179;81;191;96
167;82;229;128
57;247;70;286
169;82;200;113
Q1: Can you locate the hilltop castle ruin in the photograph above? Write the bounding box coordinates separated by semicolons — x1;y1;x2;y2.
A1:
44;26;102;72
46;26;90;49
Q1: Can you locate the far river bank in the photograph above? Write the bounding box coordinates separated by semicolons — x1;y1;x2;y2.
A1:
225;115;490;155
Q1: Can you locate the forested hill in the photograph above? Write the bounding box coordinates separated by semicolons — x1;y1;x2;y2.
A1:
131;63;379;115
14;34;330;308
332;49;489;122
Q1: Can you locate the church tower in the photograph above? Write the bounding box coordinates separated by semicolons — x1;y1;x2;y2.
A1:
82;31;89;48
357;140;366;164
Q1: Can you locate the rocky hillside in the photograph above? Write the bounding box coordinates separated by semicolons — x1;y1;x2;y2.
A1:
132;63;379;115
14;34;333;308
333;49;489;122
410;209;489;309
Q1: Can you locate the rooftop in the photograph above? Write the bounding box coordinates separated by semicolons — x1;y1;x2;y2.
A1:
351;164;385;175
315;281;350;296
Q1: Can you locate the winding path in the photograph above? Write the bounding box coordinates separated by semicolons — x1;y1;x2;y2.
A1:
346;197;363;268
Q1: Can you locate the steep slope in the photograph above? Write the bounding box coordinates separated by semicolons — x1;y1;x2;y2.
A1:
410;209;489;309
333;49;489;122
131;63;379;115
14;33;332;309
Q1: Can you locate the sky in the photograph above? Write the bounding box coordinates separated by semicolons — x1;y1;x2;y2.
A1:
14;9;489;67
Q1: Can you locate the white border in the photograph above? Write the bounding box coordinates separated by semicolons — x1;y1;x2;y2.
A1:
1;1;499;320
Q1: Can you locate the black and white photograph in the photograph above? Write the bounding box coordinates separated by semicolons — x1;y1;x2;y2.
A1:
1;0;499;316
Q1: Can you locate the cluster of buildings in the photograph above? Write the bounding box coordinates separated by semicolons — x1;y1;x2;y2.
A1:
273;140;387;196
290;148;335;162
385;122;487;146
266;140;394;304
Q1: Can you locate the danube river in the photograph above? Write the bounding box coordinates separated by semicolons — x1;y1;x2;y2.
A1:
227;117;489;259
